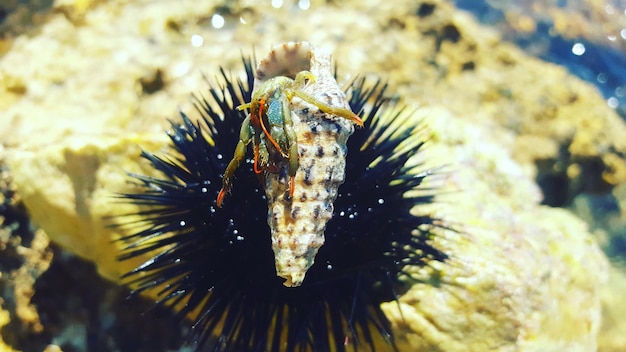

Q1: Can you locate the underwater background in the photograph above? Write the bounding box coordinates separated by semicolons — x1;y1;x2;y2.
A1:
456;0;626;119
1;0;625;351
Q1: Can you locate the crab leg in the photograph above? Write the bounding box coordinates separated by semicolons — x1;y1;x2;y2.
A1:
292;90;363;127
217;116;253;207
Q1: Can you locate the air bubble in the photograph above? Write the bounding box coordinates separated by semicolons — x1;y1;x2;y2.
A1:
298;0;310;10
211;14;225;29
190;34;204;47
571;43;586;56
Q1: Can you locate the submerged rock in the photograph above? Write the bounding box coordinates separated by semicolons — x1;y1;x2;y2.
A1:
0;0;618;350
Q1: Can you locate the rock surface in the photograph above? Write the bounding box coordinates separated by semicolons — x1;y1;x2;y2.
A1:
1;0;621;350
384;108;608;351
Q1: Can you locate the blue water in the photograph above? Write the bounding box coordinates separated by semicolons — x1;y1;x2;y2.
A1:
455;0;626;119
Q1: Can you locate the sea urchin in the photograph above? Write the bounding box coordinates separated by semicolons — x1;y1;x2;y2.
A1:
115;44;447;351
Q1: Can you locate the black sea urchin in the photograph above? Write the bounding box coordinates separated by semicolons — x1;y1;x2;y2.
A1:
115;56;447;351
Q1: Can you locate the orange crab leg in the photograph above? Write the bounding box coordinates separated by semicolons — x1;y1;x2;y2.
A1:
253;142;263;174
216;188;227;207
289;176;295;198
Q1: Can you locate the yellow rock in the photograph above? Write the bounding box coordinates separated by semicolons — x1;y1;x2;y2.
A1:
385;109;608;351
1;0;620;349
7;134;169;281
0;304;18;352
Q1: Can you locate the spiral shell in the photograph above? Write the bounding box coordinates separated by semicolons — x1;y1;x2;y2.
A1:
255;42;357;287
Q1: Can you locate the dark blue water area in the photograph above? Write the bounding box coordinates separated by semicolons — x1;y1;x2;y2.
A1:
455;0;626;119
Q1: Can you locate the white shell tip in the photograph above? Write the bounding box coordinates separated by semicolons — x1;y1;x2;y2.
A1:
280;271;306;287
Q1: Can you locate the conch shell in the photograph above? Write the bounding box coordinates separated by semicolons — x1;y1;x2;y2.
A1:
255;42;358;287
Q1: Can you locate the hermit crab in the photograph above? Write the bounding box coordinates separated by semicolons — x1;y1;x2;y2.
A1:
116;42;446;351
217;70;363;206
218;42;363;287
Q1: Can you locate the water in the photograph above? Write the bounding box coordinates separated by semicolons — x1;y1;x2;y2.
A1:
455;0;626;118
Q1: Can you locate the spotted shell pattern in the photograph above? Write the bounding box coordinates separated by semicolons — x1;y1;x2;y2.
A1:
255;42;357;287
